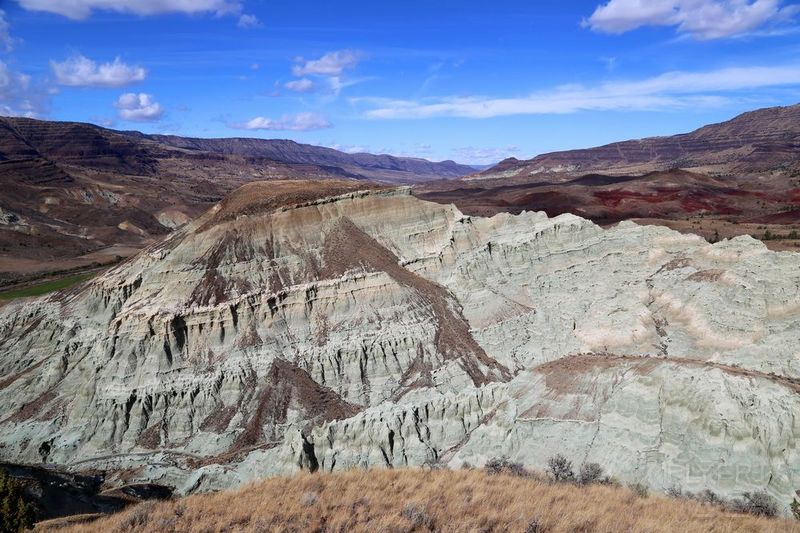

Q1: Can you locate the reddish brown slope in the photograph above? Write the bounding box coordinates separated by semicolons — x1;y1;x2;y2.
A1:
415;168;800;249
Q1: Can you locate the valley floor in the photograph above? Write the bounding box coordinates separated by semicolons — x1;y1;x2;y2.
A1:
42;469;800;533
0;272;96;301
0;244;139;288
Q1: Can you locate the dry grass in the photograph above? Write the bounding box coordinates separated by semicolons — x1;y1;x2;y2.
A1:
46;469;800;533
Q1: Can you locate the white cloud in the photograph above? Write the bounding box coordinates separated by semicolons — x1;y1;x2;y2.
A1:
326;75;362;96
388;143;438;159
0;10;13;52
90;116;116;127
16;0;241;20
324;142;371;153
287;50;365;98
602;56;618;72
292;50;359;77
238;14;261;29
114;92;163;121
0;61;42;117
51;55;146;88
584;0;798;40
451;146;521;165
357;64;800;119
285;78;314;93
230;112;332;131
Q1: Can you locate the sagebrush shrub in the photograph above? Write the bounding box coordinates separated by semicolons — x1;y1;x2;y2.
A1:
578;462;604;485
546;455;574;483
665;485;684;498
628;483;649;498
696;489;723;506
525;518;541;532
401;503;434;530
728;491;779;518
484;457;529;477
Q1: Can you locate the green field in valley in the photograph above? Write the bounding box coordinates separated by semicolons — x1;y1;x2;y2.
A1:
0;273;96;301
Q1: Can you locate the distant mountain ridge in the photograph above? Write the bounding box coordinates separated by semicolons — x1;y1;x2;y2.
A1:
0;116;472;276
473;103;800;180
141;134;471;179
1;117;474;182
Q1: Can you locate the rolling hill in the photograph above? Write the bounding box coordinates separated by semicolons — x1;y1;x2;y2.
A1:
0;117;472;280
417;104;800;248
471;103;800;180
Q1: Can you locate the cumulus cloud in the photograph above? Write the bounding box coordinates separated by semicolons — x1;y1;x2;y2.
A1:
284;78;314;93
0;61;42;117
286;50;365;98
292;50;359;77
114;92;163;121
356;64;800;119
584;0;798;40
0;10;13;52
237;14;261;29
16;0;241;20
230;112;332;131
51;55;146;88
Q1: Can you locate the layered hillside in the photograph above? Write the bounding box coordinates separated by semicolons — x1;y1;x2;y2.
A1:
1;180;798;514
473;103;800;180
0;117;472;278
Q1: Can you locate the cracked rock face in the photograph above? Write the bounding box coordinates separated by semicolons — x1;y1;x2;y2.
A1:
0;180;798;512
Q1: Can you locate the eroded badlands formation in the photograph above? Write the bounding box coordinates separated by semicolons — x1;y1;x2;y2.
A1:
1;180;798;511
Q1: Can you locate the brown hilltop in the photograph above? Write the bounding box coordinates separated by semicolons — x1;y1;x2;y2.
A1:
204;179;389;228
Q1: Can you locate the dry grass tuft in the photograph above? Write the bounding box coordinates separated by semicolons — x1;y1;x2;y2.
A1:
47;469;800;533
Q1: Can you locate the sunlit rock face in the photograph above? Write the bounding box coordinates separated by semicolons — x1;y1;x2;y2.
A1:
1;180;798;512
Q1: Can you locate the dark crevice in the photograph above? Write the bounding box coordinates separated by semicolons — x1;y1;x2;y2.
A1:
301;434;319;473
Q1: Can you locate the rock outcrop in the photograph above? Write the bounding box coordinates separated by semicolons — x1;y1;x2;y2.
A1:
0;180;798;512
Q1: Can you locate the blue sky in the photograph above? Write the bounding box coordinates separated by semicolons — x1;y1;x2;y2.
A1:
1;0;799;164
